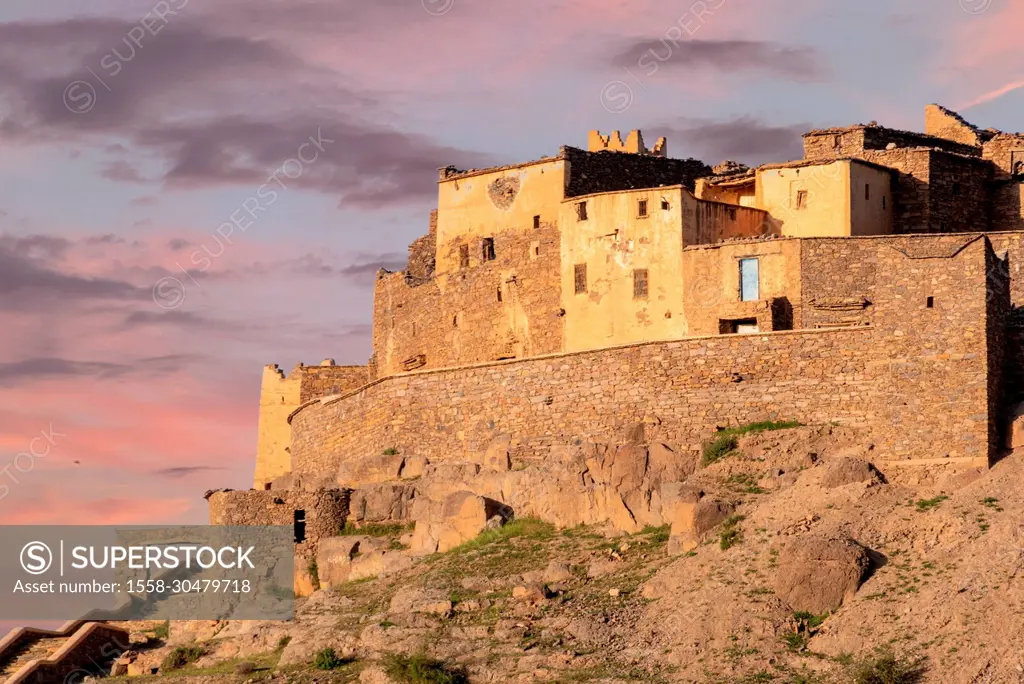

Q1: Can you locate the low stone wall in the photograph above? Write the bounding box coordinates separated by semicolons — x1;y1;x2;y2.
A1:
208;489;349;556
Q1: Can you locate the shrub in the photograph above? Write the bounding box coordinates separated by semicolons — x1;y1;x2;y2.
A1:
313;647;348;670
703;435;738;466
847;650;927;684
308;559;320;590
383;653;469;683
151;620;170;641
719;515;745;550
235;661;256;675
382;447;399;456
276;635;292;651
160;645;205;671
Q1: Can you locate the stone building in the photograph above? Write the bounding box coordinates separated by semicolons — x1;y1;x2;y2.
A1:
243;104;1024;494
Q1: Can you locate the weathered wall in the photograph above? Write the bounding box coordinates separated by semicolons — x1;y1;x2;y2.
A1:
208;489;349;557
559;187;687;352
254;363;370;488
687;195;775;244
372;220;563;375
406;210;437;281
848;162;895;236
435;158;566;276
695;177;756;207
756;161;854;237
681;238;802;336
983;135;1024;232
803;125;979;161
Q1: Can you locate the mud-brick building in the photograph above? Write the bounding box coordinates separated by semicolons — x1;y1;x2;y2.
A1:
243;104;1024;492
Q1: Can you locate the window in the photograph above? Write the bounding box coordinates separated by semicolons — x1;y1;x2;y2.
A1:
293;510;306;544
533;244;540;257
739;258;759;302
574;263;587;294
633;269;649;299
638;199;648;217
453;314;459;328
927;296;934;309
496;286;502;302
459;244;469;268
796;190;809;210
481;237;495;261
576;201;588;221
533;215;541;229
865;183;870;201
720;318;759;335
661;199;670;210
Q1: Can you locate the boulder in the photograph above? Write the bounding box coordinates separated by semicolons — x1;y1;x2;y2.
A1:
667;499;735;555
294;562;317;597
401;455;428;479
773;534;870;614
409;491;513;555
482;435;513;472
821;458;883;488
543;561;573;583
349;483;416;523
315;536;386;589
512;583;550;604
337;452;406;488
647;443;697;485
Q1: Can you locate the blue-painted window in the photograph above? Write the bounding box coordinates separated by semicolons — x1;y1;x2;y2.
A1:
739;258;759;302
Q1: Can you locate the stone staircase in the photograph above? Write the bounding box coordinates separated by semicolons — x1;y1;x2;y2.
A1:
0;621;130;683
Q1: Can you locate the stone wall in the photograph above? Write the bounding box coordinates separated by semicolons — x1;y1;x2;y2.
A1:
298;364;370;403
208;489;349;557
372;221;563;376
406;209;437;282
563;147;711;197
803;125;979;162
925;104;990;148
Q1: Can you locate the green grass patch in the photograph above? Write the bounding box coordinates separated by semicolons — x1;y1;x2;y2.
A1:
845;649;927;683
382;447;399;456
702;420;801;466
448;517;555;553
339;521;414;537
383;653;468;683
276;635;291;651
980;497;1003;511
640;525;671;544
720;515;746;550
914;496;948;512
161;645;205;671
312;647;349;671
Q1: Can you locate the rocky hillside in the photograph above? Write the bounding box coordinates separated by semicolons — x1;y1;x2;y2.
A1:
104;425;1024;683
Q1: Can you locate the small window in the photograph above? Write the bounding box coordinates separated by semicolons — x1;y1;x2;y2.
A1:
796;190;808;210
453;314;459;328
739;258;759;302
533;215;541;229
865;183;870;201
293;510;306;544
576;201;588;221
574;263;587;294
496;287;502;302
927;296;934;308
633;269;649;299
533;244;540;257
481;237;495;261
459;244;469;268
661;199;670;210
638;199;648;217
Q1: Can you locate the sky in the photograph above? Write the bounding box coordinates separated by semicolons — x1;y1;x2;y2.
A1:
0;0;1021;527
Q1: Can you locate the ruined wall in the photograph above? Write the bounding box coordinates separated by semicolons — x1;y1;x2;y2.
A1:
694;178;756;207
803;126;979;161
372;221;563;376
406;209;437;282
925;104;989;148
681;238;802;336
563;147;711;197
983;135;1024;232
254;362;370;488
559;187;687;352
208;489;349;557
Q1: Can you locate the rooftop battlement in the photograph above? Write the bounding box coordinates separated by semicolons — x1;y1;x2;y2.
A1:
587;129;666;156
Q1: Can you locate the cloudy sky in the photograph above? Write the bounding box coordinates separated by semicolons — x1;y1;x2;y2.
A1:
0;0;1020;526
